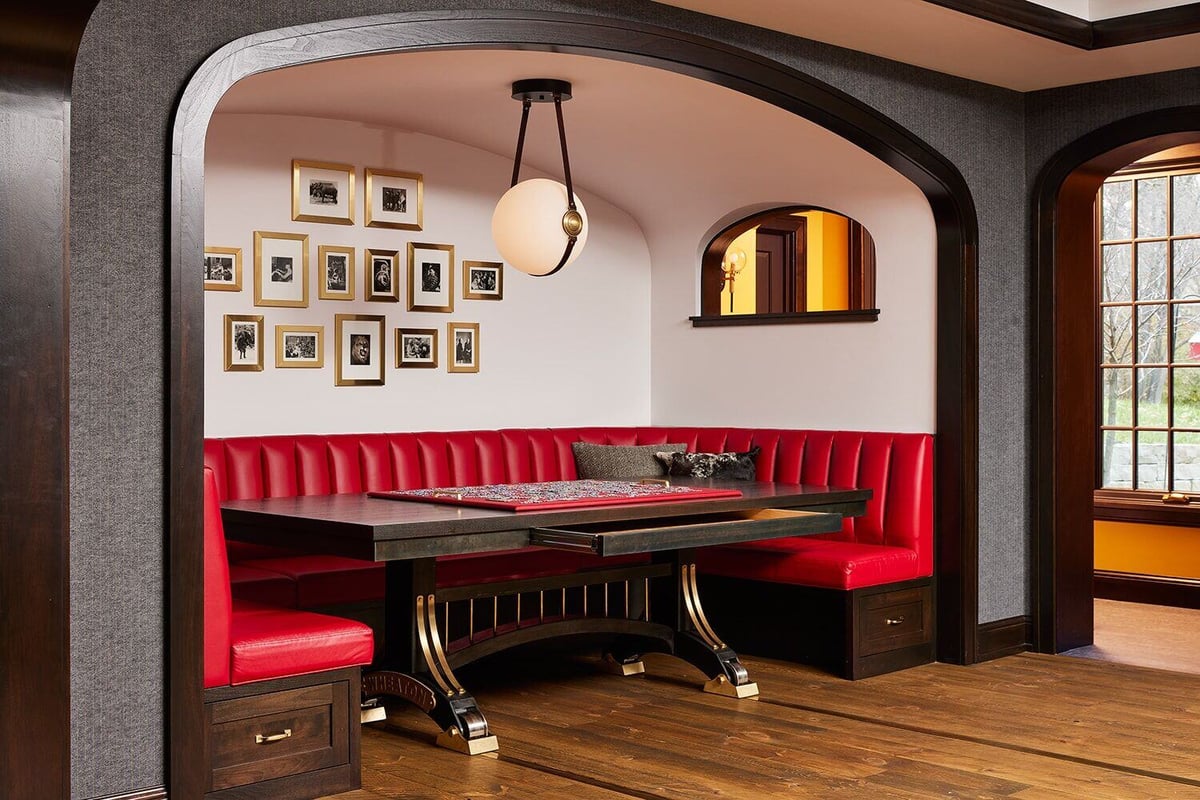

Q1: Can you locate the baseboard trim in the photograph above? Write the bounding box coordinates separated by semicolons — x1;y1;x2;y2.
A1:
1094;570;1200;609
92;788;166;800
976;615;1033;661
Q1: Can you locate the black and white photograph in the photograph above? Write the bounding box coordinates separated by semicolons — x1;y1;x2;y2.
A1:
253;230;309;308
396;327;438;369
447;321;479;374
382;186;406;213
204;246;242;292
407;242;454;313
270;255;293;283
292;159;354;225
223;314;263;372
318;245;355;301
365;167;423;230
335;314;385;386
421;262;441;293
462;260;503;300
308;179;338;205
364;248;399;302
274;324;323;369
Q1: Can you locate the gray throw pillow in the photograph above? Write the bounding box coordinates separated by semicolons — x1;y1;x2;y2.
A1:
571;442;687;479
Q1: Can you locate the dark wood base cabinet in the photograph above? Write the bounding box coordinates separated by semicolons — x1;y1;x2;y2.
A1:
202;667;362;800
699;576;934;679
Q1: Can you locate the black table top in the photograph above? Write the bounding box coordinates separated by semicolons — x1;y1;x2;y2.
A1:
220;478;870;562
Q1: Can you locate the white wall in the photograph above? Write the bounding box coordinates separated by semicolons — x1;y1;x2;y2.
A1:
204;114;652;436
646;125;937;433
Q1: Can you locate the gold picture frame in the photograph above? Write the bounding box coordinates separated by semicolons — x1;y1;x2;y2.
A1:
318;244;355;301
275;324;324;369
447;321;480;374
334;314;385;386
204;246;242;292
223;314;264;372
253;230;309;308
365;168;423;230
365;248;400;302
396;327;438;369
291;159;355;225
462;260;503;301
408;242;454;313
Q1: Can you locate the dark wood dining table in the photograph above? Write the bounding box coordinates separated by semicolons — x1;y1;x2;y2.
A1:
221;478;870;755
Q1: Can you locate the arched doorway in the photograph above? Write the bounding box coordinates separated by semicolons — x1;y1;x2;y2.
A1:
169;11;979;796
1032;108;1200;653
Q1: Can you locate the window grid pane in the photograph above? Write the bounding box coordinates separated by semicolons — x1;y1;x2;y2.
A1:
1099;166;1200;492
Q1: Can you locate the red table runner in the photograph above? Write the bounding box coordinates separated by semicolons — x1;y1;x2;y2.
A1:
369;479;742;512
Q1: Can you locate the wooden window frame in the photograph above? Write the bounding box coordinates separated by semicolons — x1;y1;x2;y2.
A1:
1095;156;1200;523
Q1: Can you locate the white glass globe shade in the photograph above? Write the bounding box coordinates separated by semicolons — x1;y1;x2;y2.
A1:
491;178;588;276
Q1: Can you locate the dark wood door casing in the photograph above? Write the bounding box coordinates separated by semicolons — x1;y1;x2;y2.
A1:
171;12;980;797
0;5;99;800
756;216;806;313
1032;110;1200;654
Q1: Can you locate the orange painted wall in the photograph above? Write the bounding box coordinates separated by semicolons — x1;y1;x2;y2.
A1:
1094;520;1200;578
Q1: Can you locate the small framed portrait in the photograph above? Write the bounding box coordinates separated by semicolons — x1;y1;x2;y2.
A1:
365;248;400;302
275;324;324;369
204;246;242;292
365;168;423;231
318;245;355;301
396;327;438;369
407;242;454;313
223;314;263;372
253;231;309;308
292;159;355;225
447;321;480;374
334;314;385;386
462;260;503;301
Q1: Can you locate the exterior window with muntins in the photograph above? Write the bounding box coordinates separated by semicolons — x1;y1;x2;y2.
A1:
1096;155;1200;522
691;206;879;326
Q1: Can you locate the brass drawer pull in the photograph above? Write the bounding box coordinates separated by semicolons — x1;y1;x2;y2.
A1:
254;728;292;744
1162;492;1191;505
885;616;906;626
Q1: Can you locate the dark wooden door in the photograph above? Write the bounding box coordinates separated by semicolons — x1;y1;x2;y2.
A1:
755;217;807;313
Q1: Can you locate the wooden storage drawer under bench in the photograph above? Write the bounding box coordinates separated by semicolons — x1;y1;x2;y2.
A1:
203;667;361;800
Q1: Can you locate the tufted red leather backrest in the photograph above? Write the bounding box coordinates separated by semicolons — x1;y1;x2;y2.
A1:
203;427;933;574
203;467;233;688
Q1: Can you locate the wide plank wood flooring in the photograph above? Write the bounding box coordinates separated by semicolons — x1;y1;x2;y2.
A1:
324;650;1200;799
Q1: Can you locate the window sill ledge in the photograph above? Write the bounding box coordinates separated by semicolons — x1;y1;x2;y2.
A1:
1095;491;1200;527
689;309;880;327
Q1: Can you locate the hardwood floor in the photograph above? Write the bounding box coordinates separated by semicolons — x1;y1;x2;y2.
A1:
323;649;1200;799
1063;599;1200;674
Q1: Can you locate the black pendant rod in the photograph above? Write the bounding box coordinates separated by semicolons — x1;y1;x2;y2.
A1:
510;98;532;188
554;96;577;212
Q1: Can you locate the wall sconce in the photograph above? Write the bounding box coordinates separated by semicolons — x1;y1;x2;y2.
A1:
491;79;588;277
720;247;748;312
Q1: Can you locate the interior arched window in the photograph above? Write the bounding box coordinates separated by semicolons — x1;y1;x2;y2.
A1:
692;206;878;325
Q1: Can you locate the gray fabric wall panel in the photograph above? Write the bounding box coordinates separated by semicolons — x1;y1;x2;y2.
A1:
69;1;1028;794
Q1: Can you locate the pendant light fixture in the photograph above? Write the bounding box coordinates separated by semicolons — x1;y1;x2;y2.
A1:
491;79;588;277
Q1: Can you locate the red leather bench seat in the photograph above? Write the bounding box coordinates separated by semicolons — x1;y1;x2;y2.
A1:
205;467;373;689
204;428;933;604
228;563;296;607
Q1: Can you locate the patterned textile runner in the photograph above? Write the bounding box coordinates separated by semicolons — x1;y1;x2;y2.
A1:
370;479;742;512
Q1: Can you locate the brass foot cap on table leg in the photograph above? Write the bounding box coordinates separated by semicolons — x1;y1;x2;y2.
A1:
437;727;500;756
601;653;646;676
361;705;388;724
703;674;759;699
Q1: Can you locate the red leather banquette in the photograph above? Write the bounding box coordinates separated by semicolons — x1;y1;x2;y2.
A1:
204;427;933;677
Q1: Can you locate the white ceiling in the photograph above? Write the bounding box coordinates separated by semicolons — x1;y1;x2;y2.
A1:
656;0;1200;90
1033;0;1189;20
214;49;899;231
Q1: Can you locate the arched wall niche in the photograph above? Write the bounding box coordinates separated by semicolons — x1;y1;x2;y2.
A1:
170;10;979;797
1031;107;1200;656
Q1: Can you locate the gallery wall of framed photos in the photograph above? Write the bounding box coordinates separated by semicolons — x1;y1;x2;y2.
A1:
203;113;652;436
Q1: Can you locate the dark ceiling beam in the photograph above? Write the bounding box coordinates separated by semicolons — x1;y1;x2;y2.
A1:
924;0;1200;49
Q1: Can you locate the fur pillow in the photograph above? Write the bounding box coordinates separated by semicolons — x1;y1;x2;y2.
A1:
655;447;760;481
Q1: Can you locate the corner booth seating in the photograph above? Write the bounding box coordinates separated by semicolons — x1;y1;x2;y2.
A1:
203;467;374;799
204;427;933;680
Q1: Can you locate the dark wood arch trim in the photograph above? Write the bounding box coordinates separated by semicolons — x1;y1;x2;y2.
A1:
1031;108;1200;654
0;5;99;799
170;11;980;797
